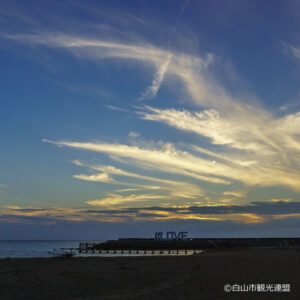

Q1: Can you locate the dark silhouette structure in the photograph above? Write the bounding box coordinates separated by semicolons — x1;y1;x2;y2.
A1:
79;237;300;254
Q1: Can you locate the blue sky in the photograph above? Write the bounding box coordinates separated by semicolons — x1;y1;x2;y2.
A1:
1;0;300;239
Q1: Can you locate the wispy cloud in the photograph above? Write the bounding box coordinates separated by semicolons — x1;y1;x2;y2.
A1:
47;137;300;191
128;131;139;138
5;30;300;214
138;106;300;191
86;193;170;206
73;173;117;184
282;42;300;60
138;54;172;100
223;191;246;198
2;201;300;224
2;32;219;107
71;160;204;206
104;105;131;113
48;140;231;185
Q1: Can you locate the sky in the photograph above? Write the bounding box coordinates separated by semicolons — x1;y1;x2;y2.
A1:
1;0;300;239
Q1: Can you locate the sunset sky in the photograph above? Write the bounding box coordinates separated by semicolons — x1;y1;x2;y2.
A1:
1;0;300;239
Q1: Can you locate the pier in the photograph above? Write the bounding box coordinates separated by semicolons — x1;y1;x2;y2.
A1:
78;237;300;255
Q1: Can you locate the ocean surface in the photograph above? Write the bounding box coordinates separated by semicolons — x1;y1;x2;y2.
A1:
0;240;102;258
0;240;199;258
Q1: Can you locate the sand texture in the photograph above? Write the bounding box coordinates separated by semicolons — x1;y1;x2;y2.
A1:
0;249;299;299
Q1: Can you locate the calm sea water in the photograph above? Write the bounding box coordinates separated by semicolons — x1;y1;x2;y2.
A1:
0;240;102;258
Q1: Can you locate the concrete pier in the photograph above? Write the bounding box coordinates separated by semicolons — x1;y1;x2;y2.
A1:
79;237;300;255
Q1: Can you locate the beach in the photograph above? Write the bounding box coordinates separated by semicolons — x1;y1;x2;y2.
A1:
0;249;299;299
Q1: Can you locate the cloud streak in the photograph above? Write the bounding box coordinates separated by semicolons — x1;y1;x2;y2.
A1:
139;54;172;100
138;106;300;191
5;30;300;217
71;160;204;206
3;32;222;108
46;140;231;185
2;201;300;224
46;137;300;191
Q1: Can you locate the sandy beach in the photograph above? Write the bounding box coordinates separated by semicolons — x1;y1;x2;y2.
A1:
0;249;299;299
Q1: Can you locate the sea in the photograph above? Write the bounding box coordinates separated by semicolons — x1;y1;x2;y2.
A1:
0;240;199;258
0;240;102;258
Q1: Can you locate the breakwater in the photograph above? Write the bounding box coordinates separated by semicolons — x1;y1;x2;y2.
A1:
79;237;300;254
